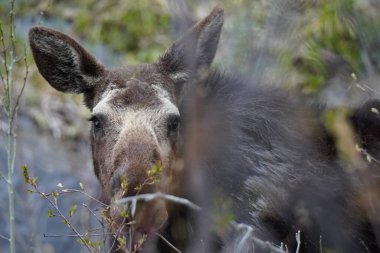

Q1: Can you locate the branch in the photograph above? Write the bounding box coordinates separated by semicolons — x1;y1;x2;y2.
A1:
0;234;9;241
0;54;5;91
82;203;104;227
32;186;96;253
115;192;201;217
352;73;380;96
356;145;380;165
43;188;108;207
44;233;114;238
0;171;10;185
154;232;182;253
356;82;380;96
9;0;16;55
83;203;107;253
107;221;127;253
295;230;301;253
37;0;52;25
231;222;287;253
10;44;28;122
0;22;9;96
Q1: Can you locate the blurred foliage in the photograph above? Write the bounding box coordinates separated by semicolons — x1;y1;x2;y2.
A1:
188;0;380;94
2;0;171;64
0;0;379;138
1;0;379;89
299;0;369;92
69;0;171;64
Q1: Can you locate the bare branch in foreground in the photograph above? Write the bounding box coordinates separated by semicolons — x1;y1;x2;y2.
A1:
44;233;114;238
295;230;301;253
115;192;201;217
231;222;288;253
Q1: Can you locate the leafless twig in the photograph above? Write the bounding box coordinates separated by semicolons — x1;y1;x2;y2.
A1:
115;192;201;215
31;185;96;253
10;44;28;121
153;232;182;253
295;230;301;253
232;222;287;253
0;234;9;241
356;145;380;165
44;233;114;238
43;188;108;207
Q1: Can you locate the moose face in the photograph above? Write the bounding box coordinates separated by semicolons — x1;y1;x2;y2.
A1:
88;66;180;199
29;6;223;248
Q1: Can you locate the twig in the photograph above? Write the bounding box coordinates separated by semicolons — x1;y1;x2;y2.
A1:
355;82;380;96
154;232;182;253
295;230;301;253
62;189;108;207
82;203;104;227
44;233;114;238
232;221;254;252
9;0;16;55
356;146;380;165
360;239;371;253
232;222;287;253
10;44;28;121
0;54;5;90
0;23;9;93
115;192;201;212
107;221;126;253
0;234;9;241
83;203;107;253
33;186;96;253
0;171;10;184
43;188;108;207
351;73;380;96
37;0;51;25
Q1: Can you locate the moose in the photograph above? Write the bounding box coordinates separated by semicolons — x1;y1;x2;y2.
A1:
29;6;380;253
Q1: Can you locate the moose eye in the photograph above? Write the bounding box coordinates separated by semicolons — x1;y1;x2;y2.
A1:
167;114;180;135
89;115;102;131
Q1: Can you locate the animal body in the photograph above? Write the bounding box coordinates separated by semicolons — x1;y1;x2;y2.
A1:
29;6;380;253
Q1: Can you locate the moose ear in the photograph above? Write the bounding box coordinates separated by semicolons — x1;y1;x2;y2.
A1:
29;26;105;94
158;6;224;83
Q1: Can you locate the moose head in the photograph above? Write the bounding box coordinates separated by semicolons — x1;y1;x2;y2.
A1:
29;6;224;251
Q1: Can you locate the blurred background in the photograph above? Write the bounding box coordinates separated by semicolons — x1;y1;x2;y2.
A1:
0;0;380;252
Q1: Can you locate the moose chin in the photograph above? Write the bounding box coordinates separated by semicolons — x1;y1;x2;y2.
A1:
29;5;380;253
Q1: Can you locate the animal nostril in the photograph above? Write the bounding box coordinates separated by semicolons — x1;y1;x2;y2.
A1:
152;149;161;164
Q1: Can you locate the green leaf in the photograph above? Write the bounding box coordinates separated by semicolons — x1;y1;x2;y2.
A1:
31;177;38;187
52;191;59;203
47;208;54;218
22;165;30;184
117;236;126;250
69;204;77;217
121;175;128;196
120;204;129;218
62;219;69;226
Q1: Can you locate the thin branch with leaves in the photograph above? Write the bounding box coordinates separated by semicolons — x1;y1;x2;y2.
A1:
0;1;29;253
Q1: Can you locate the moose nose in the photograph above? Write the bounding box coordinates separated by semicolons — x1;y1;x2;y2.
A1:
110;143;162;197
